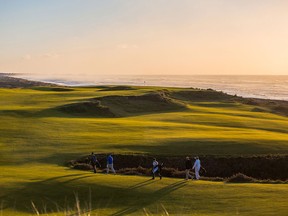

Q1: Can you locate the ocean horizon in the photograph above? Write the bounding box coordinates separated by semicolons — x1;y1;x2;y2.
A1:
13;74;288;101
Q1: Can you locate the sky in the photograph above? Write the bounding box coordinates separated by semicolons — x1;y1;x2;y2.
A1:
1;0;288;77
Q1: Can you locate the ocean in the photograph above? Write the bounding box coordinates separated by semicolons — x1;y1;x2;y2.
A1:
15;74;288;101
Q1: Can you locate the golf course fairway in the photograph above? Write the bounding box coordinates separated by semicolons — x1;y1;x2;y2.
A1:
0;86;287;215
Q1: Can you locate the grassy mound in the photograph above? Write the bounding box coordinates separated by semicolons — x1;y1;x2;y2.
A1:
273;105;288;116
98;85;137;91
32;87;74;91
54;92;185;117
251;107;266;112
94;91;186;116
0;74;57;88
242;98;288;116
170;89;234;102
56;101;115;117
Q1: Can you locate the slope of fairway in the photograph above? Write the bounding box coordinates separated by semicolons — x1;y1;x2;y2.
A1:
1;164;288;216
0;86;288;166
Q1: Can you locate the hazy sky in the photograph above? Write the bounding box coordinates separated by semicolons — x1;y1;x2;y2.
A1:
1;0;288;76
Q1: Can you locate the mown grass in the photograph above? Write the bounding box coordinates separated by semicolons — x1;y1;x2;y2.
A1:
0;86;288;215
1;164;288;216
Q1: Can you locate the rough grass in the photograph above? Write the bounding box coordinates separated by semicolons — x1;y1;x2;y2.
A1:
98;85;137;91
95;91;186;116
32;87;74;92
54;92;186;117
226;173;256;183
170;89;235;102
56;101;115;117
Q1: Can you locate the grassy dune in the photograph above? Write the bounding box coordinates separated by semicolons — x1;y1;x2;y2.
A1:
0;86;288;164
0;86;288;215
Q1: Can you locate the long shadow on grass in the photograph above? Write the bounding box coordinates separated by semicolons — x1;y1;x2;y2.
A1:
1;152;86;166
1;173;186;215
111;180;187;216
0;173;95;214
1;174;157;215
127;179;155;190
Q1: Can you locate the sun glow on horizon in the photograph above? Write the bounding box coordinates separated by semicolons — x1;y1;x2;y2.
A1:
1;0;288;76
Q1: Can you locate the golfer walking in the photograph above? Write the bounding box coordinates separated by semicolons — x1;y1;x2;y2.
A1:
185;156;193;180
106;154;116;174
90;152;101;173
152;158;162;180
192;156;201;180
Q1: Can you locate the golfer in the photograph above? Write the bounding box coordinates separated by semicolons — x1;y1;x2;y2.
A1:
90;152;101;173
192;156;201;180
106;154;116;174
185;156;193;180
152;158;162;180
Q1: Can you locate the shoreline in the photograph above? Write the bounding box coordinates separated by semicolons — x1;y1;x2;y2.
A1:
1;72;288;102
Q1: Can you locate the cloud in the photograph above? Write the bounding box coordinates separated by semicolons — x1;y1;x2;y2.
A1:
117;44;128;49
41;53;59;58
117;44;139;49
22;54;32;60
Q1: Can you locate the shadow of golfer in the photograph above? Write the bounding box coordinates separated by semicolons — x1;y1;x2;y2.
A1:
111;180;187;216
127;178;155;190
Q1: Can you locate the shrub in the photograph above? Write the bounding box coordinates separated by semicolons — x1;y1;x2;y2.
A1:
226;173;256;183
117;166;149;176
251;107;266;112
201;176;224;182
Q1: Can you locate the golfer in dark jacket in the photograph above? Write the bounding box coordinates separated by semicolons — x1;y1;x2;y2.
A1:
90;152;101;173
185;156;193;180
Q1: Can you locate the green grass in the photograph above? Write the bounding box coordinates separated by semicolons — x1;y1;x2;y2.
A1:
1;164;288;216
0;86;287;164
0;86;288;215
